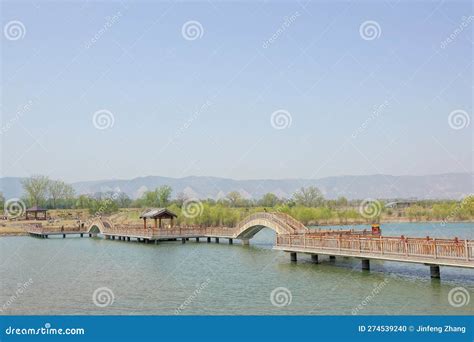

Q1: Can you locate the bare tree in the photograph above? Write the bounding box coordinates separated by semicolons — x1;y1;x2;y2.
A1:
22;175;50;206
293;186;324;207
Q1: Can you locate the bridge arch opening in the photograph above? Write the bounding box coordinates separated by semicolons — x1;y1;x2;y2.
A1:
89;225;102;234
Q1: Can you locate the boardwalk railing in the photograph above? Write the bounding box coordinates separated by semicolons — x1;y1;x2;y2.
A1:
276;234;474;262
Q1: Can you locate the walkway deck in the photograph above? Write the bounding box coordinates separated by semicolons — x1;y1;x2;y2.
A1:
24;212;474;277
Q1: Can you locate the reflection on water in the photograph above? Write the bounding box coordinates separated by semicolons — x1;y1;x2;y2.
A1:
0;223;472;315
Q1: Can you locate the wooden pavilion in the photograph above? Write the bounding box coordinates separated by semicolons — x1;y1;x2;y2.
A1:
140;208;177;229
25;206;48;220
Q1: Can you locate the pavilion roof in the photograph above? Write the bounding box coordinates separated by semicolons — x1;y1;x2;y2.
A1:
26;206;48;212
139;208;177;219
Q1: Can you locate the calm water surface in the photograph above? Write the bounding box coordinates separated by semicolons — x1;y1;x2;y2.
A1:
1;222;473;315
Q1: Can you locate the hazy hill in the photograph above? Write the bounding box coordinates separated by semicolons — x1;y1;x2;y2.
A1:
1;173;471;200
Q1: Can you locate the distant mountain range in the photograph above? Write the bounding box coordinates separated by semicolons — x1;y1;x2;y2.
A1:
1;173;471;201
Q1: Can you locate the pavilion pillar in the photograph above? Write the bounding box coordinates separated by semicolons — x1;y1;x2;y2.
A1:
143;218;147;229
159;218;162;228
154;219;157;229
171;217;174;227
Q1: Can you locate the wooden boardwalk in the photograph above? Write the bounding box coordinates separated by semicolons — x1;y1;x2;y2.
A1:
25;212;473;278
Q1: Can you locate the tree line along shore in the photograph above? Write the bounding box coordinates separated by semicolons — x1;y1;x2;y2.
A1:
1;175;473;232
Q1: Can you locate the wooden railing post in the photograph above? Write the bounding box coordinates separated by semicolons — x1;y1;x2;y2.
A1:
465;240;469;261
380;236;383;255
433;238;437;259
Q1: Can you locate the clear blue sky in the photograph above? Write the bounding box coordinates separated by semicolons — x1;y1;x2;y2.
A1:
1;0;472;182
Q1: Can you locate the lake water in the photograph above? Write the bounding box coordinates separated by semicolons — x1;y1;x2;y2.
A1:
1;222;473;315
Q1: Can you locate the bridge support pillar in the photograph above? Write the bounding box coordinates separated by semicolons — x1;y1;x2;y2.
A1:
362;259;370;271
311;254;319;263
242;239;249;246
112;236;115;240
215;238;219;243
89;233;92;237
80;233;83;238
127;237;130;241
329;255;336;261
63;234;66;239
182;238;186;244
429;265;440;279
196;237;200;242
290;252;297;262
229;238;233;245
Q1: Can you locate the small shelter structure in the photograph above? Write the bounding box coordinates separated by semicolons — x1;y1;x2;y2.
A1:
140;208;177;229
25;206;48;220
